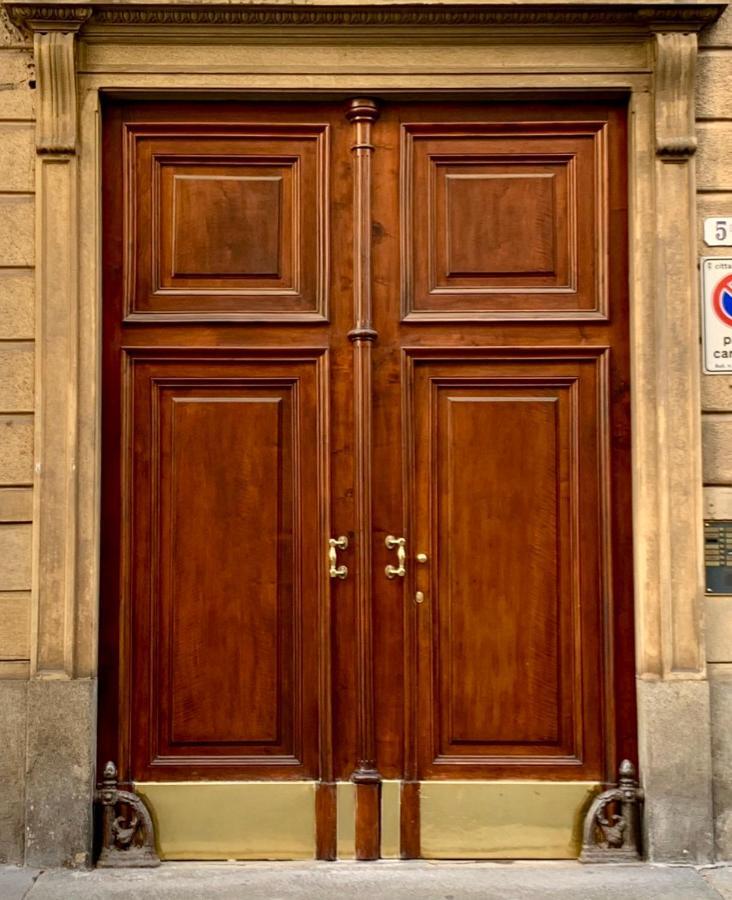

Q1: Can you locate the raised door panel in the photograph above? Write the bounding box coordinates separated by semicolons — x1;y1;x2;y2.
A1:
401;122;607;320
127;352;327;780
126;123;329;320
409;351;609;779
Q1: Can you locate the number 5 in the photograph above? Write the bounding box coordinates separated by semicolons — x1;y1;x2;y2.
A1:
717;220;728;242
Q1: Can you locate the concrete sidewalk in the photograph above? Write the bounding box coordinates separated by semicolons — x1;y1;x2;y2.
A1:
1;862;731;900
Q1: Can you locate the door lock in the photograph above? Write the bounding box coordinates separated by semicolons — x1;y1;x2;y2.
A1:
329;535;349;579
385;535;406;579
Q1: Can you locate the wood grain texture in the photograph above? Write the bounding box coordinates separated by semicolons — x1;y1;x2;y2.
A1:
408;351;605;776
100;97;635;858
125;117;330;321
127;352;327;779
99;101;345;789
370;101;634;804
401;120;607;320
346;98;382;861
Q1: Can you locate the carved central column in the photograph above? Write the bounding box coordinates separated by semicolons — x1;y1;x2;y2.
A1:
346;97;381;860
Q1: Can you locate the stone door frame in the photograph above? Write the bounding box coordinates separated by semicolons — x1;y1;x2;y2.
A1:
4;0;724;866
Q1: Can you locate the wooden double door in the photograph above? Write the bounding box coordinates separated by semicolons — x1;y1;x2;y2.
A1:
99;97;635;859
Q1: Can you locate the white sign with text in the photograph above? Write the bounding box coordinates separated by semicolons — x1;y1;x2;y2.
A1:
702;257;732;373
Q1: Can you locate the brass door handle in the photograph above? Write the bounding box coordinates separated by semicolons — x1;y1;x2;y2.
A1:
385;535;406;579
329;535;348;579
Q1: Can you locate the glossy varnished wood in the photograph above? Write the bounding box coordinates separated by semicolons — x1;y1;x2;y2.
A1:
127;120;330;320
346;98;382;860
99;101;354;797
100;98;636;861
369;100;635;850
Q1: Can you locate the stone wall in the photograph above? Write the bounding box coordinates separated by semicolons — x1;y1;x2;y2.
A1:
699;8;732;862
0;7;33;865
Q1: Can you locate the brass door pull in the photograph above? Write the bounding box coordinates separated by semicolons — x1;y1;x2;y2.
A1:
329;535;348;579
385;535;406;579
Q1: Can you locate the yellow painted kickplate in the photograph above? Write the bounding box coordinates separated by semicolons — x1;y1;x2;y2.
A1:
420;781;599;859
336;782;356;859
135;782;316;860
380;781;401;859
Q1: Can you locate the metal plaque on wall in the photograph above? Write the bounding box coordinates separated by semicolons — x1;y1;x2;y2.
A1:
705;520;732;594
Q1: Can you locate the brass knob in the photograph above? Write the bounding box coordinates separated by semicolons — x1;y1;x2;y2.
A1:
416;552;428;564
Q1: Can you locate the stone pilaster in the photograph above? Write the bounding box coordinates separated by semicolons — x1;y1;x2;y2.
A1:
17;7;96;868
635;31;714;863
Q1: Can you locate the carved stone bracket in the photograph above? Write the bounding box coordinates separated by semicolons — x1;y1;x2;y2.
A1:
654;31;697;160
33;24;83;153
6;5;91;153
580;760;644;863
95;761;160;868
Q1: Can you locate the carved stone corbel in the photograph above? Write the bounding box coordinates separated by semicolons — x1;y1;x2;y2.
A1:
580;760;644;862
95;761;160;868
8;6;92;153
654;32;697;160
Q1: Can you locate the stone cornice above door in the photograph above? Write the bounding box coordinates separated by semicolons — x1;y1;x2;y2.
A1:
4;0;727;34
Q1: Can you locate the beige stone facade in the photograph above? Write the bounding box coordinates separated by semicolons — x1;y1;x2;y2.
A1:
0;8;34;865
0;0;731;869
700;7;732;859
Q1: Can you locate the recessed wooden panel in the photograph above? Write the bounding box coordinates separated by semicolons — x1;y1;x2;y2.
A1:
126;123;330;320
442;393;562;746
408;350;609;779
401;122;607;320
444;172;557;277
164;395;283;746
171;174;283;277
126;352;327;779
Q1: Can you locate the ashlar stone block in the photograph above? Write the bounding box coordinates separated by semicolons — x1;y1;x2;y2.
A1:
703;413;732;484
696;51;732;120
0;343;33;412
0;49;34;120
0;524;30;591
0;197;33;267
0;680;27;864
710;663;732;860
0;269;33;340
0;123;33;192
0;414;32;484
698;123;732;192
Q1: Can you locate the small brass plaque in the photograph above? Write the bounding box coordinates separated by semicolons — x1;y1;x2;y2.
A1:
705;520;732;594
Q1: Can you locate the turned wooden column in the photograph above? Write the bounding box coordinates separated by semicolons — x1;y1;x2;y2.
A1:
346;97;381;860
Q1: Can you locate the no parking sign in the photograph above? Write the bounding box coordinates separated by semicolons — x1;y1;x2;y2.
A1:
701;258;732;372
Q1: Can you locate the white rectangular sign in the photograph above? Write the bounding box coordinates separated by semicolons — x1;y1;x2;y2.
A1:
704;217;732;247
701;257;732;373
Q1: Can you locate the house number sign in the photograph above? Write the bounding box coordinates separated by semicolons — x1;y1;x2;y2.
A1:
704;217;732;246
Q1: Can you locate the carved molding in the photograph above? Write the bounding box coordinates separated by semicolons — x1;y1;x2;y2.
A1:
580;760;644;863
33;27;82;153
95;761;160;868
0;5;28;44
5;2;725;31
654;31;697;160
